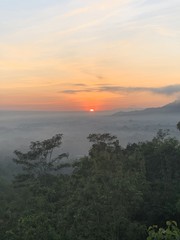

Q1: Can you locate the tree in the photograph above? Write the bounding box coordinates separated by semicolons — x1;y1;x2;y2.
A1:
4;134;70;239
177;122;180;131
139;130;180;225
3;130;180;240
62;133;147;240
13;134;69;186
147;221;180;240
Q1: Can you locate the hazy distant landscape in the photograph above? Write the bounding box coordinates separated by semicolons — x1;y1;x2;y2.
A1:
1;101;180;240
1;101;180;161
1;0;180;238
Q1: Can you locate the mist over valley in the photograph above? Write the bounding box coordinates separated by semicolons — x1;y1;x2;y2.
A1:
1;101;180;162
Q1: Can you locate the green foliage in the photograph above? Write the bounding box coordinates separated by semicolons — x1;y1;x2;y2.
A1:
13;134;69;186
177;122;180;131
137;130;180;224
1;129;180;240
147;221;180;240
57;133;147;240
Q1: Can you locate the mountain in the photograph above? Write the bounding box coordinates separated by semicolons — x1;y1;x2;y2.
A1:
113;101;180;116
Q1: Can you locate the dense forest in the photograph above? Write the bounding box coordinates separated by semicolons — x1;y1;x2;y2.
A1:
1;126;180;240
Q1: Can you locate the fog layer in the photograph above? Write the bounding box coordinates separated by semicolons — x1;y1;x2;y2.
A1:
0;111;180;160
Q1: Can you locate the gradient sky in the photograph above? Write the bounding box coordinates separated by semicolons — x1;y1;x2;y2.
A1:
1;0;180;111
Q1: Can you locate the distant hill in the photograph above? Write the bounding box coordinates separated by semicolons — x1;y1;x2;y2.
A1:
113;101;180;116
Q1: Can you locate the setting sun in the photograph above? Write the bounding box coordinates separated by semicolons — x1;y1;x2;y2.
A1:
0;0;179;112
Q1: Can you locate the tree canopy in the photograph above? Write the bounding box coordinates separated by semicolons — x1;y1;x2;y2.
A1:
0;129;180;239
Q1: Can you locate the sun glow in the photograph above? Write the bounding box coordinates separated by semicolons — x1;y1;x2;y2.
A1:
89;108;95;112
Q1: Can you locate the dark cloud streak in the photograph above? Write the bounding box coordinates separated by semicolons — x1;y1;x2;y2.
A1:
72;83;87;87
82;70;104;80
61;84;180;96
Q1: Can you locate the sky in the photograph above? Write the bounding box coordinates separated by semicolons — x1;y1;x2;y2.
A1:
0;0;180;111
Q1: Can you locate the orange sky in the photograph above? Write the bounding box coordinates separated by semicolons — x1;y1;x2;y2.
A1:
1;0;180;111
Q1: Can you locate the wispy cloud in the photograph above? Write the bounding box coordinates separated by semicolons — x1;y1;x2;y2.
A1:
1;0;180;110
82;70;104;80
62;89;91;94
61;84;180;96
151;85;180;95
72;83;87;87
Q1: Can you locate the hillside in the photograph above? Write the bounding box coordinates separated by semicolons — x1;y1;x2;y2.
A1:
113;100;180;116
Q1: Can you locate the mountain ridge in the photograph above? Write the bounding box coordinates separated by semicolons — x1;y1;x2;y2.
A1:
113;100;180;116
